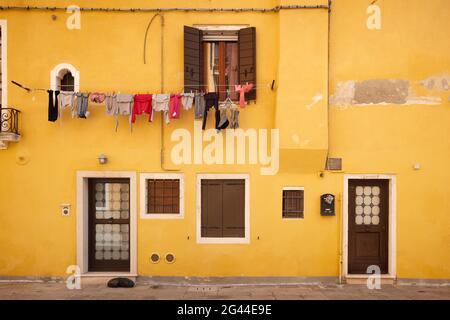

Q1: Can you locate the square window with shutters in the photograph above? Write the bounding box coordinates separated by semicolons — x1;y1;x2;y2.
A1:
282;188;304;219
184;26;256;102
147;179;180;215
201;179;246;238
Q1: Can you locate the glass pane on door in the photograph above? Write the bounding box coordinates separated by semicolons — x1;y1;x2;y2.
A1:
89;179;130;272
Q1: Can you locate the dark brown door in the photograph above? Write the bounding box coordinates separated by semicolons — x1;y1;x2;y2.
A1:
88;178;130;272
201;179;245;238
348;179;389;274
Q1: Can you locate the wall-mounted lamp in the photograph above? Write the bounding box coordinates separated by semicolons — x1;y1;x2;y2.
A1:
98;154;108;165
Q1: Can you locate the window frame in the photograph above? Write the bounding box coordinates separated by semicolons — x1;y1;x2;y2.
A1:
184;24;256;101
50;63;80;92
196;173;250;244
60;72;75;92
282;187;305;220
139;173;184;219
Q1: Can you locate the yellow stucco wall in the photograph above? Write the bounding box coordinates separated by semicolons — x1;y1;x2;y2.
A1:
0;0;448;279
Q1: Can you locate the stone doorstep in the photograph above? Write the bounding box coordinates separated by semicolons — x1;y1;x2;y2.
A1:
344;276;396;285
79;274;138;286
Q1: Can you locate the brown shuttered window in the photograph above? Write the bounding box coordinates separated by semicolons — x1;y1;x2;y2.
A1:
282;189;304;218
201;179;245;238
147;179;180;214
183;25;256;101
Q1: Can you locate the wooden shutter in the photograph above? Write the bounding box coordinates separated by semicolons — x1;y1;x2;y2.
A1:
222;180;245;237
201;180;222;237
201;179;245;238
238;27;256;101
184;26;203;92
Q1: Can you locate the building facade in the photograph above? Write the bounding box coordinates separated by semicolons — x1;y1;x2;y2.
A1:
0;0;449;283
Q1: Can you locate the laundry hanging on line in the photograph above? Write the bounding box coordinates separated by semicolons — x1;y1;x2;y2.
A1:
46;87;253;130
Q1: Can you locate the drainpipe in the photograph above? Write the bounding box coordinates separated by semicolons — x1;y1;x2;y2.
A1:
324;0;342;285
144;13;179;172
325;0;332;169
338;192;343;284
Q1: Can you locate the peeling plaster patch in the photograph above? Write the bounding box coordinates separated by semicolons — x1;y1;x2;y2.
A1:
331;78;444;106
419;74;450;91
305;94;323;110
330;81;355;106
354;79;409;104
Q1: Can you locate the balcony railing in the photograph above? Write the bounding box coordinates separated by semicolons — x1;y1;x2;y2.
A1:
0;107;21;140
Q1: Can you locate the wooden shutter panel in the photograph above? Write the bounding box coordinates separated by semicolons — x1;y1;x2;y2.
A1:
184;26;203;92
201;180;223;237
238;27;256;101
222;180;245;237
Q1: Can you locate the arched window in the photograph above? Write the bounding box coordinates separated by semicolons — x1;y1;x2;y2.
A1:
50;63;79;92
60;71;75;92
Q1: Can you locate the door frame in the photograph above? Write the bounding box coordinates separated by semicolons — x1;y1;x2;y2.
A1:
343;174;396;279
76;171;137;275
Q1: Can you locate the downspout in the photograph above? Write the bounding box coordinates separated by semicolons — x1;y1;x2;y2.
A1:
325;0;332;170
144;13;179;172
326;0;342;284
338;192;343;284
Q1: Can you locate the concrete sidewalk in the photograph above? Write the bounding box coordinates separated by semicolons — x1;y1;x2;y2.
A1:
0;281;449;300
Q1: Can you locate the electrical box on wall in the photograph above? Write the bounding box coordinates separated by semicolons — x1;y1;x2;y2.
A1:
61;204;71;217
320;194;335;216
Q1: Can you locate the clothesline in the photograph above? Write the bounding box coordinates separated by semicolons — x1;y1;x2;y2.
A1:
12;81;270;94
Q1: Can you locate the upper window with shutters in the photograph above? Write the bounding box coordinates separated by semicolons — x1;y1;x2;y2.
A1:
184;25;256;102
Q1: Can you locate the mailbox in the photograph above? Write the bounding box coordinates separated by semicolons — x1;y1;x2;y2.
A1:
320;194;335;216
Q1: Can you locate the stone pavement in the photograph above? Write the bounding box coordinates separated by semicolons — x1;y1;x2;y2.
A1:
0;281;449;300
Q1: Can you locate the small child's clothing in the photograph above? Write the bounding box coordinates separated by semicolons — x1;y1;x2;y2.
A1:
202;92;220;130
169;94;182;119
194;93;205;119
132;94;152;123
152;94;171;123
105;93;118;116
90;93;106;104
58;91;75;118
75;92;89;118
235;83;254;108
47;90;60;122
230;109;240;129
181;92;195;110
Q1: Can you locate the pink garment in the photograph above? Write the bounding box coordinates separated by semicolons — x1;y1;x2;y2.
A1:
132;94;153;123
169;94;182;119
235;83;254;108
90;92;106;103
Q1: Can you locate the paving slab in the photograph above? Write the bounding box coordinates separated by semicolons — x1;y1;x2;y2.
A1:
0;282;448;300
